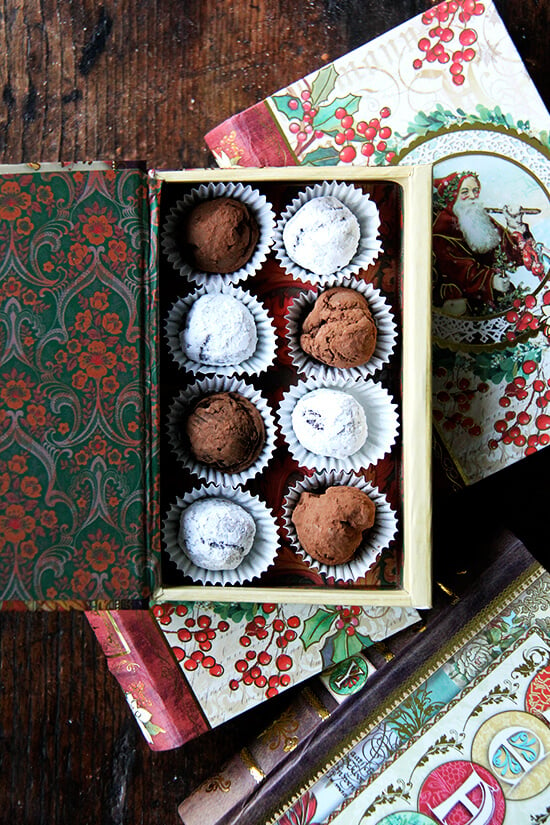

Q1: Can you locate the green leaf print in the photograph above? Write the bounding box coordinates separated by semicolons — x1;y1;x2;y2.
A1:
301;608;337;649
302;146;341;166
332;629;372;662
272;94;304;121
310;64;338;106
313;94;361;133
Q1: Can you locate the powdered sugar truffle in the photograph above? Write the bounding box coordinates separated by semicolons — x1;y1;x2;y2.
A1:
181;293;257;366
178;498;256;570
291;388;368;458
283;196;360;276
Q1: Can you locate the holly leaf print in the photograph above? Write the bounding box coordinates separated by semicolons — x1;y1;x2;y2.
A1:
313;94;361;134
301;608;337;649
272;94;304;122
310;63;338;106
302;146;341;166
332;629;372;662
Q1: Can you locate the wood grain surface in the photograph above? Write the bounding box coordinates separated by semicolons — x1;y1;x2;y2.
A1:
0;1;549;823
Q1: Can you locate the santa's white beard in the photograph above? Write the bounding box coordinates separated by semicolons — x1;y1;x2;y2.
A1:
453;198;501;254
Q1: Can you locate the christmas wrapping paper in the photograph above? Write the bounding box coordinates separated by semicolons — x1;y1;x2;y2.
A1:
205;0;550;486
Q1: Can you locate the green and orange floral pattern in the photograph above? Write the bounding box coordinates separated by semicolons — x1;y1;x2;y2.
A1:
0;168;158;604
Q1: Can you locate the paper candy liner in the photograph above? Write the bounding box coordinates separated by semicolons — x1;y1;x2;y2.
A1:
282;470;397;583
167;375;277;487
285;276;397;380
161;182;275;287
277;374;399;473
163;484;279;586
165;282;277;378
272;180;382;287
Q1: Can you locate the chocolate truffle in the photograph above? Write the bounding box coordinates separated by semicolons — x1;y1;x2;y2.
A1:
179;498;256;570
181;293;257;366
186;391;265;473
291;388;367;458
184;197;259;274
300;287;377;368
291;486;376;565
282;196;360;276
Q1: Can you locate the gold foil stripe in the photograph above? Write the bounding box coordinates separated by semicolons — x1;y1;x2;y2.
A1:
436;580;460;604
371;641;395;662
239;747;265;784
302;687;331;721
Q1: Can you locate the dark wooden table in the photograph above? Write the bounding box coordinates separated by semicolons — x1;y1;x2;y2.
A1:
0;2;549;823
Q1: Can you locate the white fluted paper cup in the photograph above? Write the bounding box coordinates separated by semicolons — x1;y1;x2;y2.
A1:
161;182;275;286
163;484;279;585
167;375;276;487
282;470;397;583
165;282;277;377
277;375;399;473
272;181;382;287
285;277;397;380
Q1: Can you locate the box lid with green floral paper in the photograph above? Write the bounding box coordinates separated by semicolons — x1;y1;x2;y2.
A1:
0;162;160;608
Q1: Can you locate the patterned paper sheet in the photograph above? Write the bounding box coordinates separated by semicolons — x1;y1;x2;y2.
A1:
153;602;420;728
272;563;550;824
206;0;550;485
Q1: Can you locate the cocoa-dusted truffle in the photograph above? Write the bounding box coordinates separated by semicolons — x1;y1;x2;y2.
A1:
291;485;376;565
186;391;265;473
301;287;377;368
184;197;259;274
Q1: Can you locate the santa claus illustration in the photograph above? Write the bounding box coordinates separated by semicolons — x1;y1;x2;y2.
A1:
432;171;527;316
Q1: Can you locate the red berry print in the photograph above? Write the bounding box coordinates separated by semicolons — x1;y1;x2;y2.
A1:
276;654;292;672
414;0;485;83
339;145;356;163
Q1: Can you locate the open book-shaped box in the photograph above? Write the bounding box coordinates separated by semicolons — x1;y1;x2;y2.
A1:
0;162;432;609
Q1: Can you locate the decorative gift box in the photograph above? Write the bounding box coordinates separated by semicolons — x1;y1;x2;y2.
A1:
0;162;432;609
